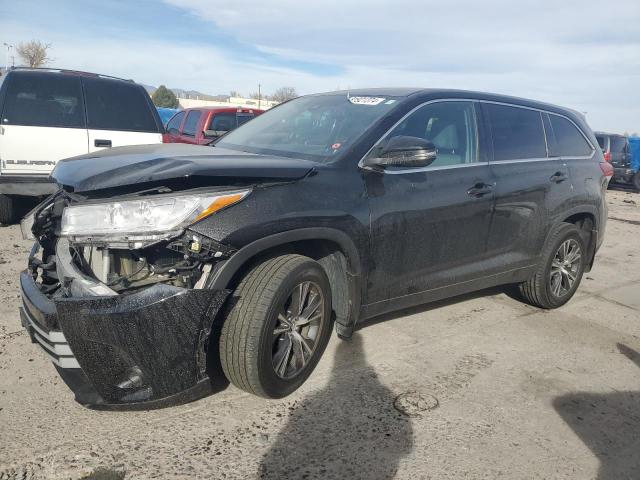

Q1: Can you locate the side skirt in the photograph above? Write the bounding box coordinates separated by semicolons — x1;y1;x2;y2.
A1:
358;265;536;322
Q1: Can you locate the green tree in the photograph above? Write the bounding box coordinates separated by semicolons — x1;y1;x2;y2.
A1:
152;85;179;108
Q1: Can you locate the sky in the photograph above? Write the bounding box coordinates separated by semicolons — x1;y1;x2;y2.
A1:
1;0;639;132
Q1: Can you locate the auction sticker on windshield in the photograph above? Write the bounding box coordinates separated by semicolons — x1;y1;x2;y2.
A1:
348;96;386;106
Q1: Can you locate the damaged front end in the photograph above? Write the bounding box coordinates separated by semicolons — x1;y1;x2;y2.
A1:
19;189;245;409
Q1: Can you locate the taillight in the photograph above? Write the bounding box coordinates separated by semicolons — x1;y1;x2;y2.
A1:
604;151;611;162
599;161;614;178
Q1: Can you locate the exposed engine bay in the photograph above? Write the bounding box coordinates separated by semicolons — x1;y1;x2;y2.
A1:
26;190;236;298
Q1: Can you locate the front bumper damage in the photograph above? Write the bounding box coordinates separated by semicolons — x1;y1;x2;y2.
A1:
20;238;229;409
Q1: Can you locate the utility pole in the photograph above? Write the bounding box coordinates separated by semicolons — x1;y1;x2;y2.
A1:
3;43;13;72
258;83;261;109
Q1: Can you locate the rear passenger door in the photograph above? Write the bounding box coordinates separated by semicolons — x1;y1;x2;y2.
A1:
179;110;202;145
0;72;88;174
483;103;569;271
84;77;162;152
545;113;596;211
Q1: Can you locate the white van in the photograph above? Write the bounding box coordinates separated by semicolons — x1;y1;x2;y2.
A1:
0;68;164;223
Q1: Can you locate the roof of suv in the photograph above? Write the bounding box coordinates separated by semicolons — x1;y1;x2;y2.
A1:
7;67;134;84
317;88;583;119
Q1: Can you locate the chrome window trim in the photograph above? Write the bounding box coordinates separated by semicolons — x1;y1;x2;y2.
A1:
541;112;551;158
383;162;487;175
545;110;597;159
359;97;596;174
490;157;559;165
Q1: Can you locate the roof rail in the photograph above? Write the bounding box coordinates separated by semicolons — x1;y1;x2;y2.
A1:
8;66;134;82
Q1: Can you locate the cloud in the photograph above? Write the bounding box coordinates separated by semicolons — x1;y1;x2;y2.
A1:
2;0;639;132
162;0;640;132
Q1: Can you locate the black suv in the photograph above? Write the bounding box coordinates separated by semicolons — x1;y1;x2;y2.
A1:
19;89;611;408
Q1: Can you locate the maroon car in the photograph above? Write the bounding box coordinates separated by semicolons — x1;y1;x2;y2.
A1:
163;107;264;145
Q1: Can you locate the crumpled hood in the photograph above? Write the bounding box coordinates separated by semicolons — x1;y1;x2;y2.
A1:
51;144;316;193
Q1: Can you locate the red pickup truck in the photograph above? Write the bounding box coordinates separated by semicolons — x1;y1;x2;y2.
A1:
163;107;264;145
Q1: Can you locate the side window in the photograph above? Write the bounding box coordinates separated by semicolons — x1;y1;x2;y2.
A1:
182;111;201;137
375;101;478;167
2;73;84;128
486;104;546;161
166;111;184;134
84;78;159;132
596;135;606;151
209;112;236;132
548;115;593;157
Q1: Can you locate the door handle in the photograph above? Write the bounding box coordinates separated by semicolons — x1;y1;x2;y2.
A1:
550;171;568;183
467;183;493;197
94;139;112;148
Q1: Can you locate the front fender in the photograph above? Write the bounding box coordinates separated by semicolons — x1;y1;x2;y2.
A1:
208;227;363;337
209;227;362;289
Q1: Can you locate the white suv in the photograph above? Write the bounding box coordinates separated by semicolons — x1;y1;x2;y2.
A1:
0;68;164;223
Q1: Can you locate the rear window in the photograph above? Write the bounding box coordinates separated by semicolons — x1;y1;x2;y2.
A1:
84;77;159;132
549;115;593;157
208;112;255;132
486;104;547;161
596;135;607;151
182;111;201;136
610;136;627;153
237;113;254;127
2;72;84;128
209;112;236;132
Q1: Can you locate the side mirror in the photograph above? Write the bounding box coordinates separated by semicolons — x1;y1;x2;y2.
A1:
363;136;437;169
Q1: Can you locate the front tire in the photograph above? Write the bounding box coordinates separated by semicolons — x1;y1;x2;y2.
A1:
632;172;640;192
518;222;587;309
220;254;333;398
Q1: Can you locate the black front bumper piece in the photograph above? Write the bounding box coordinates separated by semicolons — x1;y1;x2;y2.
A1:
20;244;229;409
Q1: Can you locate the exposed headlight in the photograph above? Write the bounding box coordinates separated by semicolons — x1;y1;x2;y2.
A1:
60;190;250;242
20;212;36;241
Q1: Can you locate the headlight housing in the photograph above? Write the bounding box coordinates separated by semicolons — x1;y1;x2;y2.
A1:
60;190;250;245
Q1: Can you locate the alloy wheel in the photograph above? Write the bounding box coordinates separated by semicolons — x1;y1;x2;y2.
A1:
549;239;582;298
272;281;326;379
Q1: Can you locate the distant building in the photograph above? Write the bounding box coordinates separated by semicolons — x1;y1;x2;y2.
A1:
178;96;279;110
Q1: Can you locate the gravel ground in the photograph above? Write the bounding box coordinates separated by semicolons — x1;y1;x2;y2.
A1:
1;187;639;480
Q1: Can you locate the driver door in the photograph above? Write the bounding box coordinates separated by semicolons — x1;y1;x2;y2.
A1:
363;100;496;306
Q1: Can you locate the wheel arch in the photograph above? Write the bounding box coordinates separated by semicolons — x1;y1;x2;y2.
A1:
548;207;600;272
209;228;362;336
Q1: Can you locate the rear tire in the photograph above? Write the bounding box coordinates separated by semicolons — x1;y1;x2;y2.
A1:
0;194;17;225
633;172;640;192
518;222;587;309
220;254;333;398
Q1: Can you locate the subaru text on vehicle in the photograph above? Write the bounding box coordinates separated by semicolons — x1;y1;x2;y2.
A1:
19;89;612;409
0;68;164;224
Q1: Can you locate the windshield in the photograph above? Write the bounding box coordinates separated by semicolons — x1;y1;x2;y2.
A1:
216;94;401;162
